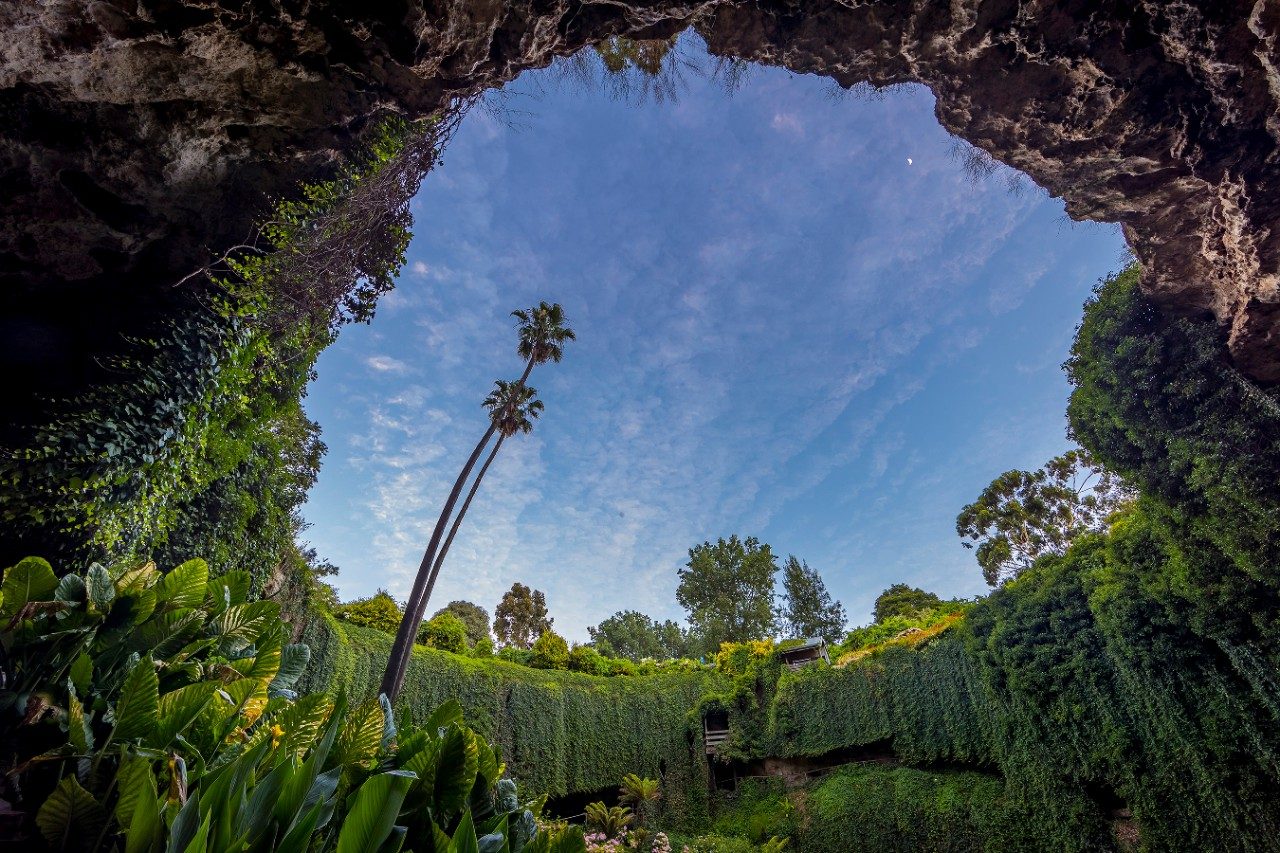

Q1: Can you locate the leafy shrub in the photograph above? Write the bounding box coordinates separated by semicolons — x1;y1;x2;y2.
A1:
335;589;402;633
0;555;586;853
585;802;633;837
529;630;570;670
566;644;607;675
419;611;469;653
471;635;496;657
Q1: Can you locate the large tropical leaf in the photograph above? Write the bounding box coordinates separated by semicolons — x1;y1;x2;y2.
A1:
157;560;208;611
275;799;325;853
116;755;162;853
67;689;93;754
273;692;333;757
55;573;87;607
334;700;385;769
433;725;479;819
426;699;464;737
85;563;116;615
114;657;161;742
270;644;311;692
36;775;107;849
215;601;278;652
69;652;93;695
401;736;441;797
165;790;201;853
232;623;282;684
1;556;58;619
334;770;416;853
150;683;218;748
115;755;154;827
451;810;481;853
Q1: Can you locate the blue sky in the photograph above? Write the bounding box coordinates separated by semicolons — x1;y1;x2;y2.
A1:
300;38;1126;641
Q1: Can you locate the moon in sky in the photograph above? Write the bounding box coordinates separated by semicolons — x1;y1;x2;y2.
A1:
907;157;913;165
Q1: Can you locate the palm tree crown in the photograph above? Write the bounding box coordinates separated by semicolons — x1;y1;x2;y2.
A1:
484;380;543;438
513;302;576;367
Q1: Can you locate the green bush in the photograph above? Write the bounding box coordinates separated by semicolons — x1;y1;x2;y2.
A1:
568;644;608;676
797;764;1052;852
335;589;402;633
530;630;570;670
420;611;469;653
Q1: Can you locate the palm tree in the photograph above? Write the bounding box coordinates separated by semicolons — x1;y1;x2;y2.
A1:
415;381;542;621
380;302;574;700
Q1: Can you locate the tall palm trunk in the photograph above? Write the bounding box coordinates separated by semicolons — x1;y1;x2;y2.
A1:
419;432;506;616
380;360;533;701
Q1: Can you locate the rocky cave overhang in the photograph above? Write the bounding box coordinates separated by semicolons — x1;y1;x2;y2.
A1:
2;0;1277;395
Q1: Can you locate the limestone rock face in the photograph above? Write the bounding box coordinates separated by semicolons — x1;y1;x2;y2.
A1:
2;0;1278;384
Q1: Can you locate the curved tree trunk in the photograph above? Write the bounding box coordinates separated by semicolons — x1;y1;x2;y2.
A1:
419;432;507;619
379;359;534;701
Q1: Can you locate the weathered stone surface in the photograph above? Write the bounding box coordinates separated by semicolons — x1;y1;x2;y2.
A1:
2;0;1277;387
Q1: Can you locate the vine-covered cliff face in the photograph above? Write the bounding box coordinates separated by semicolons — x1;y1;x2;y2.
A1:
3;0;1278;388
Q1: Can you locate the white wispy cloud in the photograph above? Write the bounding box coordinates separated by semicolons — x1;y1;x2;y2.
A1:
302;39;1125;638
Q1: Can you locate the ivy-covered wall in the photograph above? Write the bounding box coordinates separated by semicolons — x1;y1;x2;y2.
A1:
297;611;722;828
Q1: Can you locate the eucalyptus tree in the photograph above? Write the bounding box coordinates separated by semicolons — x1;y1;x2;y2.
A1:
381;302;574;700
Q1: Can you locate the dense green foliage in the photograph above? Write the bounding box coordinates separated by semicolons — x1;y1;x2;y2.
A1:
434;600;493;646
694;267;1280;851
588;610;690;661
871;583;947;623
0;556;580;852
420;611;470;653
296;609;722;828
0;117;445;598
336;589;404;634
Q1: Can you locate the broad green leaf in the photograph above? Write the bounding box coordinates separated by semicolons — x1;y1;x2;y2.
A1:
86;563;116;615
36;775;106;849
55;573;87;606
236;755;291;847
115;754;155;827
69;652;93;695
273;692;332;757
475;736;500;787
128;588;158;626
232;623;283;684
271;644;310;690
151;683;217;748
68;690;93;754
207;571;251;613
124;782;162;853
402;737;440;796
452;810;480;853
334;700;384;769
215;601;278;651
114;657;161;742
158;560;207;611
426;699;464;737
434;725;479;819
1;556;58;619
116;562;159;594
275;706;340;829
166;790;201;853
377;825;408;853
181;811;211;853
334;770;416;853
275;799;324;853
